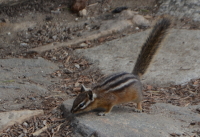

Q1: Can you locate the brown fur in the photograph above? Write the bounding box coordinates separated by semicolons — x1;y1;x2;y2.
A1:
73;80;143;114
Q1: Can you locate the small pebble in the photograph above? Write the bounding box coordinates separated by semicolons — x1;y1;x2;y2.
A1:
30;97;36;101
20;43;28;47
75;82;80;87
80;43;88;47
85;25;91;30
79;9;87;17
23;122;28;127
52;35;57;40
43;120;47;125
75;64;80;69
75;18;79;21
52;56;57;60
51;10;61;14
57;73;61;77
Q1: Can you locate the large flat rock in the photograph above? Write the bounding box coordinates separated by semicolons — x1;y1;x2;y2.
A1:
0;57;58;110
158;0;200;21
75;29;200;86
0;110;43;132
61;99;200;137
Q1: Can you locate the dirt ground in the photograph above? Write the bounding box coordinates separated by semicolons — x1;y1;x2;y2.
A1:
0;0;200;136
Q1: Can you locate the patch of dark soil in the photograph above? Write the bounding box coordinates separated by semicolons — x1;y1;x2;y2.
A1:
1;97;73;137
141;79;200;113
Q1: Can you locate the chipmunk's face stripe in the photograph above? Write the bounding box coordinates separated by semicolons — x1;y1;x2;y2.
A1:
106;78;137;92
72;93;97;113
95;72;128;89
74;100;86;111
80;100;91;109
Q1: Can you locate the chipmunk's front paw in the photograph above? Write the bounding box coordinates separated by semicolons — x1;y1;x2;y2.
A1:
98;112;108;116
133;108;142;113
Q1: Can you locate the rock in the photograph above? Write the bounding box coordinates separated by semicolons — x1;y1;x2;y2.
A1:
61;99;200;137
133;15;150;27
119;10;137;20
85;25;91;30
0;58;58;102
75;64;80;69
52;35;57;40
52;56;57;60
57;73;61;77
75;18;79;21
20;43;28;47
0;110;44;132
158;0;200;21
79;9;87;17
43;120;47;125
51;10;61;14
23;122;28;127
79;43;88;47
74;29;200;86
135;27;139;30
75;82;80;87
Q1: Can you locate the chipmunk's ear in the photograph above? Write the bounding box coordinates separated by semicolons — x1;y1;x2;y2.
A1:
81;84;94;101
87;90;93;101
81;84;91;92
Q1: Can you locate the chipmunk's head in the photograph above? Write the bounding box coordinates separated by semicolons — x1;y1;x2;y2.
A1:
71;85;97;114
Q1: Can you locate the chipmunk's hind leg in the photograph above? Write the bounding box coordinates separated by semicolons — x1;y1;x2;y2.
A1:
133;101;142;113
130;83;143;113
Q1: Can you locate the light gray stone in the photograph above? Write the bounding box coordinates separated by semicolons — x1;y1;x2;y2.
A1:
158;0;200;21
52;35;57;40
0;58;58;104
133;15;150;27
79;43;88;47
61;99;200;137
79;9;87;17
20;42;28;47
74;29;200;86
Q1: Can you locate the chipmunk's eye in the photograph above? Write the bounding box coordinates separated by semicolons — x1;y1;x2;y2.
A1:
79;103;85;108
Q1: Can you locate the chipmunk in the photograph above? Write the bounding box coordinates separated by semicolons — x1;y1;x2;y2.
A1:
71;17;171;116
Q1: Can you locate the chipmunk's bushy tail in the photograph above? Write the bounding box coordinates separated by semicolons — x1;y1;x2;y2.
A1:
132;17;171;77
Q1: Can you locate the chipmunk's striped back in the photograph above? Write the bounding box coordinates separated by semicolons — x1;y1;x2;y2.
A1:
93;72;139;93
